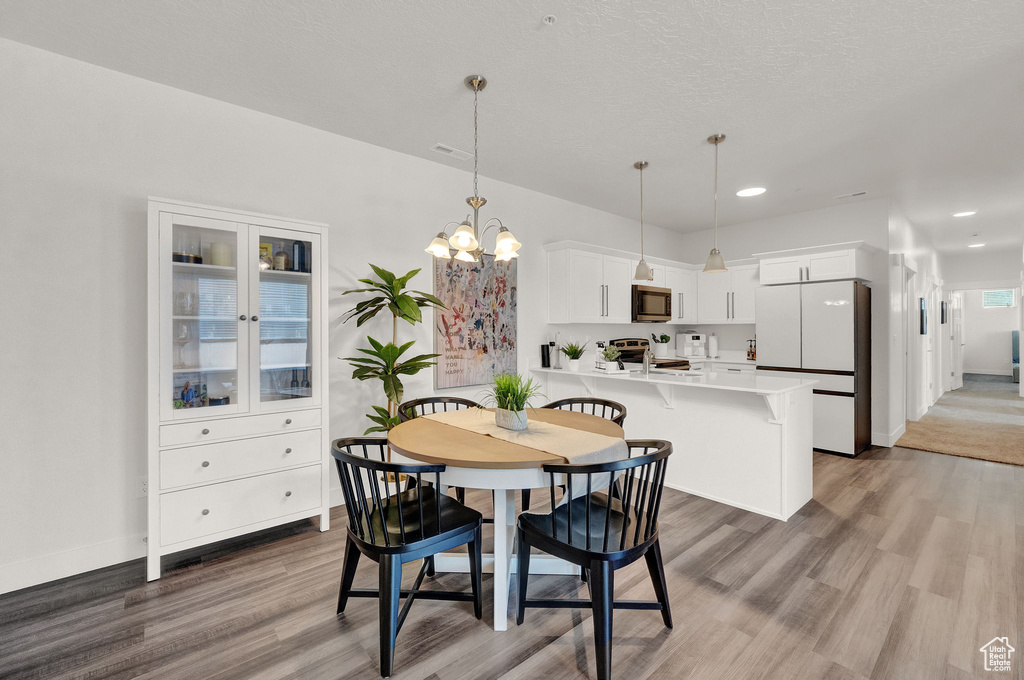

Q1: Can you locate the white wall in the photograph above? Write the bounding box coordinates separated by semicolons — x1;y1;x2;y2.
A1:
0;39;689;593
942;249;1022;290
888;203;943;424
961;289;1019;376
673;199;895;445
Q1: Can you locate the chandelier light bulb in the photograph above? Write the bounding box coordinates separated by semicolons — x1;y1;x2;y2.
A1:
425;233;452;259
448;221;479;251
493;227;522;255
454;249;477;262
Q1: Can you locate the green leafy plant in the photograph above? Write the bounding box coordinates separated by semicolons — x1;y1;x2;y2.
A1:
602;346;621;362
559;341;588;360
483;373;544;412
651;333;671;344
341;265;445;434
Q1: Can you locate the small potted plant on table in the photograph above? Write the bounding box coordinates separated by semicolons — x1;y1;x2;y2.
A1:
651;333;672;359
560;341;588;372
485;373;543;431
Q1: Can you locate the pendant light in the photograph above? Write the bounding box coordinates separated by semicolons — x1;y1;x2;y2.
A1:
703;134;728;273
633;161;654;281
424;75;522;263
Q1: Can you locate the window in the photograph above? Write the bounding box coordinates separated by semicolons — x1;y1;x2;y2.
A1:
982;289;1016;308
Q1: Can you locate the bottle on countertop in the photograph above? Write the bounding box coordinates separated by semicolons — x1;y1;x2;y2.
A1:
708;332;719;359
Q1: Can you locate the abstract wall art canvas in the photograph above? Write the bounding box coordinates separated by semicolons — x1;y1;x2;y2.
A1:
433;255;517;388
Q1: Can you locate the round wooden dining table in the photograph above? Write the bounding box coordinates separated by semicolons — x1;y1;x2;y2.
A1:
388;408;625;631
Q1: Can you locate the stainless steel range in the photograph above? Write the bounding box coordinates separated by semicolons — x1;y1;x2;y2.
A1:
608;338;692;370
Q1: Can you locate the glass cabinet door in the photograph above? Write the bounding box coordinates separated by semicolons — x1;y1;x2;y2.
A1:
249;226;320;409
160;213;248;420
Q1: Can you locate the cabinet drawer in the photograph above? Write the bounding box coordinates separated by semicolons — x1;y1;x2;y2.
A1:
159;465;321;546
813;393;855;455
160;429;321;490
160;409;321;447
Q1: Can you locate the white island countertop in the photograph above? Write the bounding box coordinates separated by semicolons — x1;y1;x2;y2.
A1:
531;366;816;396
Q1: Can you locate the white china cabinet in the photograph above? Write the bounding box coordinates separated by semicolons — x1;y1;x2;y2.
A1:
147;198;329;581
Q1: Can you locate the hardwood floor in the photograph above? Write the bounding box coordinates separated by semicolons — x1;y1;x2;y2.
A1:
2;446;1020;679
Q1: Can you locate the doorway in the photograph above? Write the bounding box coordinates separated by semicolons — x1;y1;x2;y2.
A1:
896;286;1024;464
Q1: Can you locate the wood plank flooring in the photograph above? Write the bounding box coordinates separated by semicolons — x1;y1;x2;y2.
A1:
2;446;1021;679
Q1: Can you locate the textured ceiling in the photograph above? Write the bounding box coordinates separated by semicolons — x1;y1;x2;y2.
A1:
1;0;1023;253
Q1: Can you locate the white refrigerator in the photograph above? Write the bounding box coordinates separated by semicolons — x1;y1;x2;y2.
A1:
756;280;871;456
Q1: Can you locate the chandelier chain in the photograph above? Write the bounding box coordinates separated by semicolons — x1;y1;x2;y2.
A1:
473;83;479;199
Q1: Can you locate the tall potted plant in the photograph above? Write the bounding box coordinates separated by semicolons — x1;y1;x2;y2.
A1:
341;265;445;433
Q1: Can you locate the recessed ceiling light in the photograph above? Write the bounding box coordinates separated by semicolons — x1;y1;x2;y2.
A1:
736;187;766;197
968;243;986;248
953;211;977;217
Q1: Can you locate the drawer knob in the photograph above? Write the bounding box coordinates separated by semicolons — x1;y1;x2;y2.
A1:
285;491;292;497
201;428;210;435
239;314;247;321
201;461;210;468
201;509;210;516
251;315;259;321
285;418;293;425
285;448;292;454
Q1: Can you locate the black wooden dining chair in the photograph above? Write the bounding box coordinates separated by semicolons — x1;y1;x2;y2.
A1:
333;437;483;678
521;397;628;511
516;440;673;680
397;397;481;504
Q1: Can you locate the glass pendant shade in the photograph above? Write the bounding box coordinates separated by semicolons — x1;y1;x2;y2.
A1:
449;221;479;251
703;248;727;273
493;227;521;255
634;258;654;281
454;249;477;262
495;250;519;262
425;233;452;259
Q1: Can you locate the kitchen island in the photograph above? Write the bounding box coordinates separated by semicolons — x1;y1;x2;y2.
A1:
531;366;816;520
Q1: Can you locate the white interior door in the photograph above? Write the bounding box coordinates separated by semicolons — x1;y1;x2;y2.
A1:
801;281;855;372
951;291;964;390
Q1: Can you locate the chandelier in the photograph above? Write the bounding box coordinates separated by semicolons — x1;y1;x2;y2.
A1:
425;75;522;263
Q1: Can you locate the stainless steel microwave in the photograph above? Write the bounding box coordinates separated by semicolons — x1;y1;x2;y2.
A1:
631;285;672;322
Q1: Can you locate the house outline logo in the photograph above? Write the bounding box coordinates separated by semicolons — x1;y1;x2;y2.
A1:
980;637;1015;672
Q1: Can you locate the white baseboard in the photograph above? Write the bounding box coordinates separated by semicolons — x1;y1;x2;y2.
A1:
0;534;146;596
963;369;1013;377
909;404;929;422
874;423;906;448
663;481;788;521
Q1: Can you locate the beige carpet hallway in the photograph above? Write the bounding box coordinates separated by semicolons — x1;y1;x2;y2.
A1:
897;374;1024;465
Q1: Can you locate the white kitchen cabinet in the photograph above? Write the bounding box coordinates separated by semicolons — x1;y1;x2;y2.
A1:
603;255;633;323
549;248;633;324
697;264;758;324
759;247;871;285
664;265;698;325
147;198;330;581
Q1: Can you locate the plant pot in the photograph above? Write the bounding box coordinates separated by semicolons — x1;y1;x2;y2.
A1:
653;343;670;359
495;408;528;431
568;359;581;372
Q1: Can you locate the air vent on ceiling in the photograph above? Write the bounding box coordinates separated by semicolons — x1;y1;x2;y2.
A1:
833;191;868;200
430;143;473;161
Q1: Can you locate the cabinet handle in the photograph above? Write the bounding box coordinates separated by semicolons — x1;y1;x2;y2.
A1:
201;428;210;435
251;315;259;321
201;461;210;467
285;418;293;425
285;491;292;497
285;448;292;454
727;368;741;372
201;509;210;516
239;314;247;321
604;285;609;316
